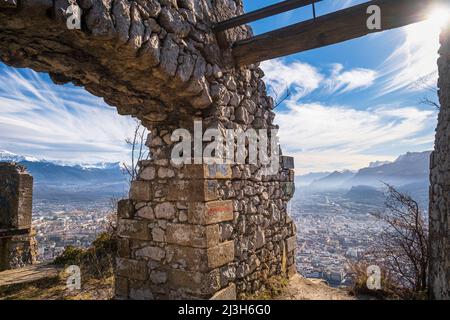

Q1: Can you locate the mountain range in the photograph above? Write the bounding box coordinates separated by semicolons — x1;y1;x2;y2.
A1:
296;151;431;208
0;150;128;201
1;150;431;205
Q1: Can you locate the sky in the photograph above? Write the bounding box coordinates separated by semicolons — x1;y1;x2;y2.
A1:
0;0;448;173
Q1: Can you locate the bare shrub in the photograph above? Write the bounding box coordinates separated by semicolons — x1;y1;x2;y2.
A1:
348;184;429;299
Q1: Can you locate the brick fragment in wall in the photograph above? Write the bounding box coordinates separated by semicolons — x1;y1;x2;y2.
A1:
188;200;233;225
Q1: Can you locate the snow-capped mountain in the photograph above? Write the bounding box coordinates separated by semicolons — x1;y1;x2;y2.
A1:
0;150;40;162
0;150;128;199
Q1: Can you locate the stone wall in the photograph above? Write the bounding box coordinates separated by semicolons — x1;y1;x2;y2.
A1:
0;163;37;271
429;25;450;300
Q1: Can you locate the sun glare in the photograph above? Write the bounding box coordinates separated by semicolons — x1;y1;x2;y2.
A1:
428;6;450;28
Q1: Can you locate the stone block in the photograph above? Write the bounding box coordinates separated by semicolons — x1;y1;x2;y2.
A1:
166;223;220;248
154;202;176;219
167;241;234;271
117;238;130;258
129;280;154;300
114;276;129;298
167;268;221;296
134;245;165;261
289;169;295;182
286;235;297;252
204;164;232;179
130;180;152;201
166;245;208;271
287;264;298;277
116;258;148;281
282;182;295;198
117;219;150;241
165;179;219;202
281;156;295;169
206;241;234;269
210;283;237;300
117;199;134;219
0;163;33;229
188;200;233;225
182;164;232;179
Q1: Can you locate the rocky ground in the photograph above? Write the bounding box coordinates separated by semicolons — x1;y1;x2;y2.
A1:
275;274;354;300
0;276;114;300
0;270;353;300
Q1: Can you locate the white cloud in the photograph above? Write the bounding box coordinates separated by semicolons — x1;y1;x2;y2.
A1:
0;66;136;163
261;59;323;99
325;63;377;94
378;18;441;94
275;102;436;174
261;59;377;100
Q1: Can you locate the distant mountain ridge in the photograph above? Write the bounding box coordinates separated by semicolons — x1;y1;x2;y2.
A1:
0;150;128;200
296;151;432;208
309;170;355;191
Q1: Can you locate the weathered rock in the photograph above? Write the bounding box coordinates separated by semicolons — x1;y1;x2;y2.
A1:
135;245;165;261
155;202;176;219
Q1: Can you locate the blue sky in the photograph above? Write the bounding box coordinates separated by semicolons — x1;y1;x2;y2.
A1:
0;0;448;173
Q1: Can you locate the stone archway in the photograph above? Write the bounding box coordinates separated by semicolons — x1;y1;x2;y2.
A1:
1;0;449;300
0;0;297;299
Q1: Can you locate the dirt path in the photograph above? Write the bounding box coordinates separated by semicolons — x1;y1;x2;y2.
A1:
275;274;355;300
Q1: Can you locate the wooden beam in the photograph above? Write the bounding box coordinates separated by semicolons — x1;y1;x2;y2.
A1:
233;0;442;66
0;0;17;8
213;0;322;32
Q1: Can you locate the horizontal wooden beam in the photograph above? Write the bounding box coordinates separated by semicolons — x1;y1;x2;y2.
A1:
213;0;322;32
233;0;443;66
0;0;17;8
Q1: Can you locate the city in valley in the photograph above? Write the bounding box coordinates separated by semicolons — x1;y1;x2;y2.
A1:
5;150;430;288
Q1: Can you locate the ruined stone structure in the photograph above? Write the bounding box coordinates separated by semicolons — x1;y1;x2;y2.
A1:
0;163;37;271
0;0;296;299
2;0;449;300
429;25;450;300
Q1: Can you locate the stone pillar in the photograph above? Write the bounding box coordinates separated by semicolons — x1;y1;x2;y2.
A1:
0;163;37;271
429;25;450;300
114;118;297;299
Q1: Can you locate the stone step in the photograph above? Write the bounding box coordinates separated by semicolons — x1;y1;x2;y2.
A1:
0;263;63;288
